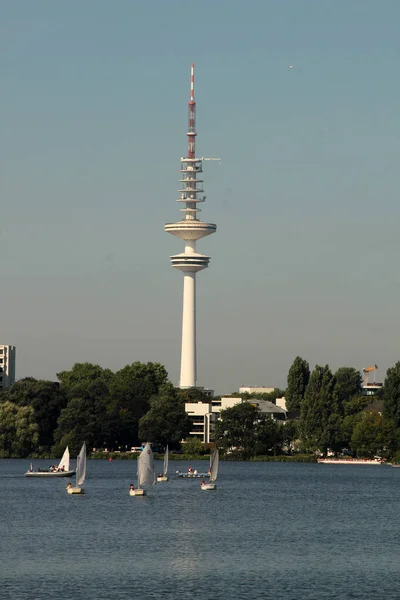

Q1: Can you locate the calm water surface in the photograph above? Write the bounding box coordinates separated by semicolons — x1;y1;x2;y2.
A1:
1;459;400;599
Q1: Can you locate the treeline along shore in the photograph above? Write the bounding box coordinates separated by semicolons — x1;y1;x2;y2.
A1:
1;358;400;462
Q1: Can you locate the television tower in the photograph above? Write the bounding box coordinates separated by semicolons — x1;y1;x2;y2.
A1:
165;64;218;388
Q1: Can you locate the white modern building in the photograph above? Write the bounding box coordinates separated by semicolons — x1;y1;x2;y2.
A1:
185;402;216;443
185;396;287;443
165;64;218;389
0;344;16;389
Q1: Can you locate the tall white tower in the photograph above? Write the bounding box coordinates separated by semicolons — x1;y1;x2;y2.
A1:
165;64;217;389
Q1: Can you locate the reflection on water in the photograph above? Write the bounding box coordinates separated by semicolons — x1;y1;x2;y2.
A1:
1;459;400;599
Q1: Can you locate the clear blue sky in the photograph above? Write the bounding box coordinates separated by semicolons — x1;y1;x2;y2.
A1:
2;0;399;393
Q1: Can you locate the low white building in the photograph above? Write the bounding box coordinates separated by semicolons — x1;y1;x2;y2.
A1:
239;386;275;395
0;344;16;389
185;395;287;443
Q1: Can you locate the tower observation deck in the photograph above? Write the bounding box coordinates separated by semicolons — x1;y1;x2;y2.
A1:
165;64;218;389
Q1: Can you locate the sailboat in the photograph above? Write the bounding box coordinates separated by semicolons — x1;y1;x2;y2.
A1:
157;445;169;482
25;446;75;477
130;442;156;496
200;449;219;491
67;442;86;494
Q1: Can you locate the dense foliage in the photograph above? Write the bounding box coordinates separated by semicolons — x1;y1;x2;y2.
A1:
0;356;399;459
285;357;310;412
0;362;169;457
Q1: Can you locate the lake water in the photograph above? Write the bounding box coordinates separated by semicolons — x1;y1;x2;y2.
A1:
1;459;400;600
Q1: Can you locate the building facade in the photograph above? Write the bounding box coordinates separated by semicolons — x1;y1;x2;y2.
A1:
0;345;16;389
185;396;287;443
185;401;216;443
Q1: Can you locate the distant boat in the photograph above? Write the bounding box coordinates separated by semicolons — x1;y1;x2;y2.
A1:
67;443;86;494
130;443;156;496
25;446;75;478
157;445;169;482
201;449;219;491
176;468;210;478
317;458;382;465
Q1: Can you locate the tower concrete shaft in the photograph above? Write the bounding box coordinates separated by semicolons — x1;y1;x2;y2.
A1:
165;64;217;389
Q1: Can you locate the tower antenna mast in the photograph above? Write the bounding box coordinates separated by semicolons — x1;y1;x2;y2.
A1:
165;64;219;389
188;63;196;159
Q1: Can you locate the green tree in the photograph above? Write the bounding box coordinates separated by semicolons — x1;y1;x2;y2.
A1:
114;362;168;391
255;418;283;455
351;411;384;457
383;418;400;459
109;363;169;447
214;402;260;458
334;367;362;412
383;362;400;429
0;401;39;457
182;437;206;455
109;378;157;447
53;380;112;455
138;386;191;448
341;412;362;452
57;362;114;388
343;395;369;416
285;357;310;412
4;378;67;451
279;420;299;454
300;365;341;455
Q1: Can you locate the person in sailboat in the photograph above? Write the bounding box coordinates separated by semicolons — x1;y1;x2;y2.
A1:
201;480;206;486
158;473;163;478
66;482;72;490
129;484;135;491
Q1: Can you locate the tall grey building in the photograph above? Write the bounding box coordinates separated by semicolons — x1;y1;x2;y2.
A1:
0;344;16;389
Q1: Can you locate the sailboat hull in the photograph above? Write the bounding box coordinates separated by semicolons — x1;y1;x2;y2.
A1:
67;486;84;494
201;483;217;490
130;489;146;496
157;476;169;482
176;472;210;478
25;470;75;478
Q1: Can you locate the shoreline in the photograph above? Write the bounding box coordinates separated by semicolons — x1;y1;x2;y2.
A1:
1;453;318;463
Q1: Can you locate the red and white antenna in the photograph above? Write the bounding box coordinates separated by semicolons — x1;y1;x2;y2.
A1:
187;63;196;159
165;64;219;389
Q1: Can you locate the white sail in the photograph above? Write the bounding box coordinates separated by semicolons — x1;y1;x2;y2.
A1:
209;449;219;483
138;443;156;489
76;442;87;486
58;446;70;472
163;445;169;477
